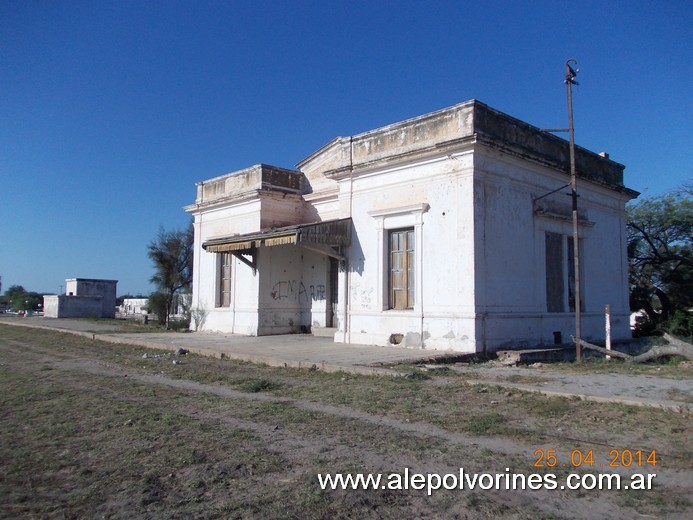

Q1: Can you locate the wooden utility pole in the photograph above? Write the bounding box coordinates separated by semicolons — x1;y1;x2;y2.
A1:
565;58;581;362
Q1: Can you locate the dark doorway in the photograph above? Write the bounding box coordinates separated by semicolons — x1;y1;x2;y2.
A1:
328;258;339;327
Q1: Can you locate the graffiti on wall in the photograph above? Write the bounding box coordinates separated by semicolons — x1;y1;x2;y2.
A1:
270;280;326;303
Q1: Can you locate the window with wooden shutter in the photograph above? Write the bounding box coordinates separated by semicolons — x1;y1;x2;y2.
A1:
545;232;583;313
545;232;564;312
218;252;232;307
389;229;415;310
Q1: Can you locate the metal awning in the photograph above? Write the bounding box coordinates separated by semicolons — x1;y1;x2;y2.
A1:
202;218;351;259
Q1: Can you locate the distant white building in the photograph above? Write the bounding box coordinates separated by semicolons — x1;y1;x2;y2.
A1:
185;100;638;352
118;294;189;319
44;278;117;319
120;298;149;315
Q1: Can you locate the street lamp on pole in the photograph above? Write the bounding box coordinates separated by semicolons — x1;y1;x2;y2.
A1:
565;58;582;362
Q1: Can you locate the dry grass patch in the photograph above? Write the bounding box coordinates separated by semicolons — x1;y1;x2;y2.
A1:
1;324;691;518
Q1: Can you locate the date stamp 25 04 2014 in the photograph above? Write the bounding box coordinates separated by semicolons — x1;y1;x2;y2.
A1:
533;449;658;469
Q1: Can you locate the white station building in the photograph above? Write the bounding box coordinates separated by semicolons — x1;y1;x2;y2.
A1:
185;100;638;352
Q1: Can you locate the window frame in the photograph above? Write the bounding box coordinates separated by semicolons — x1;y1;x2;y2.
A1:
217;252;232;308
368;203;428;312
545;232;565;313
389;228;415;310
545;232;584;313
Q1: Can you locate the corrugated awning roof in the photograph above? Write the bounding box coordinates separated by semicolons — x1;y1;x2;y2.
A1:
202;218;351;256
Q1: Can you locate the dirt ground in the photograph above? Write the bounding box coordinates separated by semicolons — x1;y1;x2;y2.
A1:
0;324;691;519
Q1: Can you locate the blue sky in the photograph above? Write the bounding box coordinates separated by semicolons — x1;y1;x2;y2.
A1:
1;0;691;295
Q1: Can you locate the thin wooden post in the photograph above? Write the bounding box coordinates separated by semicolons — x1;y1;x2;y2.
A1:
605;304;612;360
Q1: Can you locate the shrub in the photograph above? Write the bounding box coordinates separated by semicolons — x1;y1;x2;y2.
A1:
662;310;693;339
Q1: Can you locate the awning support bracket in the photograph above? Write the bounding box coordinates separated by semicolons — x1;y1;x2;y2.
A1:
300;242;345;261
232;245;257;275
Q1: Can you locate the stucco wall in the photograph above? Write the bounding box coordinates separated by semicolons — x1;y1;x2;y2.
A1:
336;140;632;352
338;150;479;350
43;295;60;318
257;246;330;334
64;278;117;318
472;149;632;350
43;294;104;318
190;199;261;334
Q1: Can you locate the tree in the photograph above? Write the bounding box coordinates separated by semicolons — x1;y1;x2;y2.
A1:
2;285;44;311
4;285;26;302
627;187;693;327
147;222;194;327
146;291;170;326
